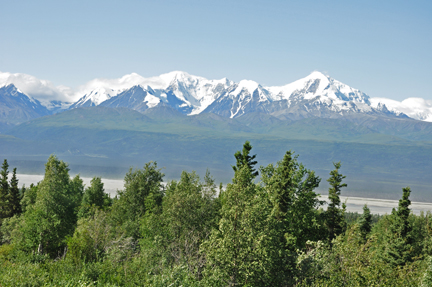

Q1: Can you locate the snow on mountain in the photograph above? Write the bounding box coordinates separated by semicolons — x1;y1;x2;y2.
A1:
202;71;387;119
164;71;233;114
2;70;431;122
72;71;234;115
370;97;432;122
68;70;417;120
266;71;372;115
203;79;273;118
0;84;51;127
0;71;74;109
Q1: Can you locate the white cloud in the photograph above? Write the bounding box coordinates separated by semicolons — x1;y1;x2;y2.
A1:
73;71;186;98
0;71;189;104
370;97;432;122
0;71;75;104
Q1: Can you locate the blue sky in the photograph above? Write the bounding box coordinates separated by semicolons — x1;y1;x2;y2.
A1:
0;0;431;101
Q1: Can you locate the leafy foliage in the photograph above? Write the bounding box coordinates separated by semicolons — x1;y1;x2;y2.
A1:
110;161;164;239
1;145;431;286
13;155;83;257
78;177;111;219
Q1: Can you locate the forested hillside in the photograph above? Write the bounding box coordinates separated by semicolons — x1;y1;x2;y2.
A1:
3;106;432;201
1;142;431;286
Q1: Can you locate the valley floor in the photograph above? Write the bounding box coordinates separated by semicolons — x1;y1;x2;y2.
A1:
16;174;432;215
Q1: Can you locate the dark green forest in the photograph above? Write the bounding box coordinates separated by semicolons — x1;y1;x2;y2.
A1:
1;142;432;286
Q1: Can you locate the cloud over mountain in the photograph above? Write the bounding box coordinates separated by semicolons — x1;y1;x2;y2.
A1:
0;71;74;104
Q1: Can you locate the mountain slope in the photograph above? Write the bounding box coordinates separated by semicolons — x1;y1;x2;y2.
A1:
0;84;50;131
67;71;410;121
4;107;432;201
3;70;430;124
370;97;432;122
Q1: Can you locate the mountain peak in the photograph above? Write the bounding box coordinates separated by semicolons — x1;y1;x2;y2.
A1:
237;79;260;95
159;71;202;84
2;70;430;123
306;71;330;80
1;83;23;95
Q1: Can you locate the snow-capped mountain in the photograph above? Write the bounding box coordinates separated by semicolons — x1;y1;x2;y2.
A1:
70;70;404;120
370;97;432;122
260;71;403;120
71;71;234;115
203;80;273;117
204;71;404;120
0;84;50;128
2;70;432;124
98;85;163;112
0;71;74;112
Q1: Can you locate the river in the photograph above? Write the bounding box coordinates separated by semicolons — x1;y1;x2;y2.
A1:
14;174;432;215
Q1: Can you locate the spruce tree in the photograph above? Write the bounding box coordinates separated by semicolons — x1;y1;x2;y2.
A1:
382;187;414;267
0;159;9;219
261;150;323;248
260;150;322;285
358;204;372;243
8;167;21;217
232;141;258;179
326;161;347;242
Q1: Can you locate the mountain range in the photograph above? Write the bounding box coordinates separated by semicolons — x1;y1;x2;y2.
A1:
1;70;432;131
1;70;432;201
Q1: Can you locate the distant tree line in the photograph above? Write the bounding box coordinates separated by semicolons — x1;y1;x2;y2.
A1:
0;141;431;286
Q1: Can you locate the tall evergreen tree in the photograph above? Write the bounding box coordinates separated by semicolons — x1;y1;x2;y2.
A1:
204;144;279;286
382;187;415;267
326;161;347;242
232;141;258;179
260;150;323;285
358;204;372;243
8;167;21;217
0;159;9;219
261;150;323;248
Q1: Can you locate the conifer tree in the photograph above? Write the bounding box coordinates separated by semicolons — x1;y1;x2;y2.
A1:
326;161;347;242
204;144;278;286
232;141;258;179
382;187;414;267
358;204;372;243
261;150;323;248
8;167;21;217
260;150;323;285
0;159;9;219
